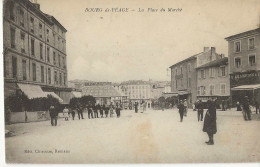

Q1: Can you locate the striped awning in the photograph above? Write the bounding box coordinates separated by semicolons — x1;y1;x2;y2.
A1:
17;83;47;99
44;92;63;103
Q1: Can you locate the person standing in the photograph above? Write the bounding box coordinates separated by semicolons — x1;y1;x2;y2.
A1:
77;105;84;120
242;96;251;121
183;99;188;116
100;104;105;118
203;98;217;145
177;100;185;122
236;101;242;111
221;100;226;111
254;99;259;114
134;102;138;113
104;104;109;118
63;107;69;121
109;103;114;117
197;100;204;122
93;104;99;118
49;105;58;126
115;103;121;118
88;106;93;119
71;109;76;120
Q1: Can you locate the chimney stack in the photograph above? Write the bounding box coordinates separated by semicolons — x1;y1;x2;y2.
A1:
211;47;216;54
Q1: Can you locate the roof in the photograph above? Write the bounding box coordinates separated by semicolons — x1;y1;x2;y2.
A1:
169;52;203;68
82;85;127;98
231;84;260;91
17;83;47;99
120;80;151;85
196;57;228;69
225;28;260;41
44;14;67;32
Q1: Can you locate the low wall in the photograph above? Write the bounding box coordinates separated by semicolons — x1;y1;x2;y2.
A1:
10;111;50;124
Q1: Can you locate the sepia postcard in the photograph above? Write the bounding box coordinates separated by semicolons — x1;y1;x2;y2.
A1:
1;0;260;165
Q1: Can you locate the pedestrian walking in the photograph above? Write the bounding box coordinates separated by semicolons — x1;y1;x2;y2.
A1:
222;100;226;111
134;102;138;113
177;100;185;122
242;96;251;121
77;105;84;120
104;104;109;118
71;109;76;120
63;107;69;121
203;98;217;145
94;104;99;118
49;105;58;126
183;99;188;116
197;100;204;122
109;103;114;117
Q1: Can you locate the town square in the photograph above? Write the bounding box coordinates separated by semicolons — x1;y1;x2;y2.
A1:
2;0;260;165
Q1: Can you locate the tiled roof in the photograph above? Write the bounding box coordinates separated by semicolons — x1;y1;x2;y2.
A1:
196;57;228;69
225;28;260;41
169;52;203;68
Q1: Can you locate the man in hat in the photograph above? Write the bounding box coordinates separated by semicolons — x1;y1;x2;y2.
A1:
242;96;251;121
49;105;58;126
197;100;204;122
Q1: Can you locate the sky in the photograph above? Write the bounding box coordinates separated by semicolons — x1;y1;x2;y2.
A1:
37;0;260;82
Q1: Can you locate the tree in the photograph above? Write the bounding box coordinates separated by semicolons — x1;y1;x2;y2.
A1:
80;95;96;107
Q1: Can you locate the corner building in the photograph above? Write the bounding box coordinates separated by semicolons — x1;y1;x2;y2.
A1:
3;0;80;104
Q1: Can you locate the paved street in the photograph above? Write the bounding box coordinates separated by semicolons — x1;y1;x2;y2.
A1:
5;108;260;163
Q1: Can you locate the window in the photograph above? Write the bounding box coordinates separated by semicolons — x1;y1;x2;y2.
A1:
39;23;42;38
235;57;241;68
46;29;49;42
53;33;55;46
22;60;26;80
200;70;205;79
32;63;36;81
249;55;256;66
20;32;25;53
63;57;66;69
197;87;200;96
31;38;35;56
210;85;215;95
209;68;215;78
58;54;61;67
41;66;44;83
175;68;178;75
188;63;191;72
19;9;24;27
30;17;34;33
40;43;43;60
48;68;51;84
180;66;183;74
53;52;56;65
176;80;178;89
248;38;255;49
12;56;17;78
9;1;14;21
10;27;15;48
64;73;66;86
220;84;226;94
220;66;226;76
59;73;62;85
47;47;50;62
201;86;206;95
235;41;241;52
54;71;57;84
188;78;191;88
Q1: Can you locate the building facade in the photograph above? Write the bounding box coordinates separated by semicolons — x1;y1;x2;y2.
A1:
170;47;223;107
3;0;80;104
225;28;260;104
196;57;230;102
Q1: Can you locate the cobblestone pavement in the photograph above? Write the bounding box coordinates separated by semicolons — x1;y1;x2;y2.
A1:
5;108;260;163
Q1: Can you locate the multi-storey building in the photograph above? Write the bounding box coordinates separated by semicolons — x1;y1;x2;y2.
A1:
3;0;80;104
225;28;260;104
170;47;223;107
196;57;230;102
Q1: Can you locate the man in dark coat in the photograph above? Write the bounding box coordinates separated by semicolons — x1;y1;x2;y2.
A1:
49;105;58;126
88;106;93;119
221;100;226;111
71;109;76;120
197;100;204;122
254;99;259;114
94;104;99;118
134;102;138;113
242;96;251;121
77;105;84;120
203;99;217;145
104;104;109;118
177;100;185;122
115;103;121;118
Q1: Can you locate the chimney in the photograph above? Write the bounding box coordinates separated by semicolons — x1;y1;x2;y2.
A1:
203;47;210;52
211;47;216;54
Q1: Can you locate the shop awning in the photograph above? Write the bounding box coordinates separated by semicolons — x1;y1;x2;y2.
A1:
17;83;47;99
178;91;190;95
231;84;260;91
44;92;63;103
72;91;82;98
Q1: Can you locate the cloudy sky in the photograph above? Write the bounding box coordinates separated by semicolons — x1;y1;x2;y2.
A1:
37;0;260;82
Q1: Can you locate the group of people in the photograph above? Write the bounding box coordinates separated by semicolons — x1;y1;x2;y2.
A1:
133;101;147;113
48;102;123;126
236;96;259;121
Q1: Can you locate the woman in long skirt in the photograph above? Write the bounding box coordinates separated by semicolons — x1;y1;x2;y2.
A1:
203;99;217;145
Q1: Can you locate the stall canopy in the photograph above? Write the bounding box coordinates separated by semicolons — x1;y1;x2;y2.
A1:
231;84;260;91
17;83;47;99
44;92;64;103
